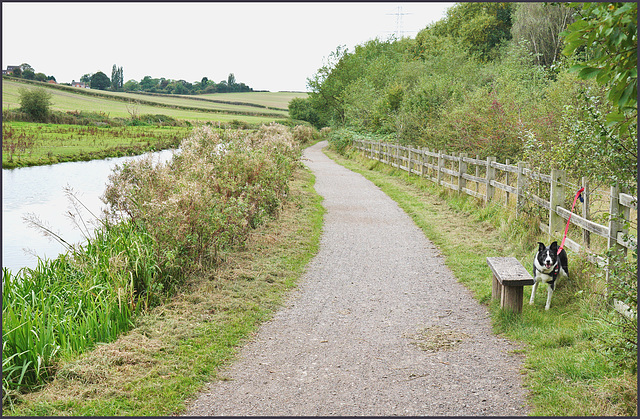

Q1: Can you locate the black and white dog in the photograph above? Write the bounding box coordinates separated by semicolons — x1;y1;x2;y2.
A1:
529;241;568;310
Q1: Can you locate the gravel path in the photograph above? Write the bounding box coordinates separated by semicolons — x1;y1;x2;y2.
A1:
185;141;529;416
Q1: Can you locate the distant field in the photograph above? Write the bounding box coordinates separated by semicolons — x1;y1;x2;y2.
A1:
2;79;302;124
196;91;308;109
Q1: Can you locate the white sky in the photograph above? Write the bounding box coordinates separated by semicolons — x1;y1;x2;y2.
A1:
2;2;454;92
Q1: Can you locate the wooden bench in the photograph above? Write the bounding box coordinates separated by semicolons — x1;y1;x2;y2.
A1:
486;257;534;314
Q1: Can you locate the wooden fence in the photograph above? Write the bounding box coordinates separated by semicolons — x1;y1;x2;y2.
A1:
354;139;636;313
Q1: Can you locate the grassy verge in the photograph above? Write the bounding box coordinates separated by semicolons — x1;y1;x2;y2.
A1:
4;165;324;416
2;122;190;168
324;147;637;416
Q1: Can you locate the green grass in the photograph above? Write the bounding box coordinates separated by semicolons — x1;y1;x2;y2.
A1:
2;121;191;167
97;91;291;116
4;166;324;416
324;146;637;416
196;91;308;109
2;79;291;123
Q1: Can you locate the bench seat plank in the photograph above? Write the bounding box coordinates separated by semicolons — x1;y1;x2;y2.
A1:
486;257;534;286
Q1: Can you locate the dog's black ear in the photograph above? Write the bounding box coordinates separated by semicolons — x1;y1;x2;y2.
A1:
538;242;546;251
550;241;558;250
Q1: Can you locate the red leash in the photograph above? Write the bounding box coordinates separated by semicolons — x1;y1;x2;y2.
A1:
558;187;585;254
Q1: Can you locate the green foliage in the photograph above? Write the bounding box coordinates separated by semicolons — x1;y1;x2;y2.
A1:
326;128;355;155
511;2;575;67
110;64;123;91
288;97;324;128
103;124;301;270
1;221;148;402
305;0;635;190
562;2;637;113
90;71;111;90
560;2;637;190
292;124;320;145
436;2;514;61
18;87;52;122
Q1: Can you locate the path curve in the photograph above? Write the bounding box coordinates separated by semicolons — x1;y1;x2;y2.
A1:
185;141;529;416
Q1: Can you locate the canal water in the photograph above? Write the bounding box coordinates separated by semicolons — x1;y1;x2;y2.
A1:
2;150;177;273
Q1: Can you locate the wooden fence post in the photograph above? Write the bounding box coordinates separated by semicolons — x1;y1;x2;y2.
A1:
437;150;444;186
485;156;496;203
582;177;590;247
475;155;480;193
505;159;510;207
606;184;622;299
408;147;412;174
516;161;526;218
458;153;467;193
420;148;426;178
549;168;566;235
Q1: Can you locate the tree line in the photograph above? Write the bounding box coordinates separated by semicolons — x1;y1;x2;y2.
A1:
292;2;636;191
79;67;254;94
4;63;56;83
4;62;254;94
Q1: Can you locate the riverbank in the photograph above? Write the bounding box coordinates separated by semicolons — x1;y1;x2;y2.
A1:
2;124;315;411
3;165;324;415
2;121;189;169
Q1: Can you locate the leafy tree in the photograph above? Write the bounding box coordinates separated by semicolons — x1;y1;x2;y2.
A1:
111;65;123;91
288;97;324;127
561;1;637;189
511;2;575;67
18;87;52;121
437;2;514;61
227;73;236;88
22;69;35;80
140;75;157;91
34;72;47;82
562;2;637;114
90;71;111;90
123;79;140;91
173;82;186;95
80;73;92;83
19;63;34;73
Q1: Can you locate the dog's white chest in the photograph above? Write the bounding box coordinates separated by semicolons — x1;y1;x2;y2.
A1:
535;271;554;283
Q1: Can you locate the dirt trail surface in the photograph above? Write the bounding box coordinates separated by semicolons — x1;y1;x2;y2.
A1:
185;141;529;416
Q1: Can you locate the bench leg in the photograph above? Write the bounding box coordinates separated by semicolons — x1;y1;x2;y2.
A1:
492;274;501;301
500;285;524;314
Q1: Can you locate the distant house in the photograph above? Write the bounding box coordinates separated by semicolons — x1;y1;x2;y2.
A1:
71;81;88;88
48;79;57;84
3;65;20;75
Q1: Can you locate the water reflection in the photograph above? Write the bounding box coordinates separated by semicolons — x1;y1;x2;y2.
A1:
2;150;177;273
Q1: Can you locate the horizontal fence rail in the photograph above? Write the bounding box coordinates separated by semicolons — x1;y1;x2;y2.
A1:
354;139;637;252
354;139;636;317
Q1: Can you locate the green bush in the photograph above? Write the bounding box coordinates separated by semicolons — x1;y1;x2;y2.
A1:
103;124;301;271
292;125;320;144
18;87;52;122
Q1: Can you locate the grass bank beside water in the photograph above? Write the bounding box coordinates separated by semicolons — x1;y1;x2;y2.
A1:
2;125;324;415
2;122;190;168
324;145;636;416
